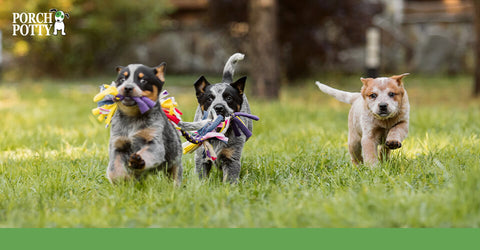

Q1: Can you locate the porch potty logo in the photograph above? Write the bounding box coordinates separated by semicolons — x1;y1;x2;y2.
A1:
12;8;70;36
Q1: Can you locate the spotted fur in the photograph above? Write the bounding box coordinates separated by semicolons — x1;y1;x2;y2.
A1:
192;53;253;183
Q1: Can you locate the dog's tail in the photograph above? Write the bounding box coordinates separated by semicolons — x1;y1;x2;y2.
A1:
222;53;245;83
315;81;360;104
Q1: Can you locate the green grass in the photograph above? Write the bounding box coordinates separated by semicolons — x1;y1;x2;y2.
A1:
0;74;479;227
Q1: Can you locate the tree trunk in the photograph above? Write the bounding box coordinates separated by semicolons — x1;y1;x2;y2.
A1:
474;0;480;96
248;0;280;99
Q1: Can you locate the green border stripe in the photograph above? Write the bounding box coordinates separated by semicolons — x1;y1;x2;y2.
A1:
1;229;479;250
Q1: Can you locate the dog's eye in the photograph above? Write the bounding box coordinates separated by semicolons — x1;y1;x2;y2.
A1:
225;96;233;102
369;93;377;99
118;78;125;84
388;92;395;98
140;79;147;85
207;95;214;102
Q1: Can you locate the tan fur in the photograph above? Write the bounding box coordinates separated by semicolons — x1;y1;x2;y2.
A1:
197;81;207;95
106;154;130;183
138;72;144;78
123;71;128;77
134;128;156;142
155;64;166;82
117;102;140;116
142;85;158;102
317;73;410;165
113;136;131;150
220;147;234;159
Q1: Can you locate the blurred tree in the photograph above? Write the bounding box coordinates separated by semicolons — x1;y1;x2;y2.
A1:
208;0;382;80
474;0;480;96
249;0;279;99
0;0;173;78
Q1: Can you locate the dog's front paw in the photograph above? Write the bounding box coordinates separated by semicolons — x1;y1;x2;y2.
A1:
129;153;145;170
386;140;402;149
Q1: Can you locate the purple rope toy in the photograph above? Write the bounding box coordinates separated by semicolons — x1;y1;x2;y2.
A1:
115;95;156;114
230;112;260;139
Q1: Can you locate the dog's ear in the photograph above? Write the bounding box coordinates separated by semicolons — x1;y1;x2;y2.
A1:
230;76;247;95
390;73;409;86
50;8;57;12
194;76;211;98
154;62;166;82
116;66;124;74
360;77;373;86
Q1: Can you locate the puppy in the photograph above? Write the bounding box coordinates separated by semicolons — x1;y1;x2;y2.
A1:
315;74;410;165
193;53;252;183
106;63;183;183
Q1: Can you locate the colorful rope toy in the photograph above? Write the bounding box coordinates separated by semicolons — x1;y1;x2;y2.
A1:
92;83;259;161
92;83;182;128
92;83;119;128
181;112;259;161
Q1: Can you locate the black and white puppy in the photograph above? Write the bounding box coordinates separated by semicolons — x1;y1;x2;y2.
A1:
106;63;183;184
193;53;252;183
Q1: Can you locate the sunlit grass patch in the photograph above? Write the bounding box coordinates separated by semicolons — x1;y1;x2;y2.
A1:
0;74;479;227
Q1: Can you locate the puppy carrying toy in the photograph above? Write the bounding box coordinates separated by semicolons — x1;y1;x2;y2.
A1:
191;52;259;183
92;63;195;184
315;74;410;165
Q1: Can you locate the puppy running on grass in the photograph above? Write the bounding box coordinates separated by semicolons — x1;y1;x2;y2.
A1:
192;53;252;183
105;63;183;183
315;74;410;165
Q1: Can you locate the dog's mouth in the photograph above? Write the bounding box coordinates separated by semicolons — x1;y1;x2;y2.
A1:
378;111;390;117
121;96;137;106
375;110;396;119
209;110;229;122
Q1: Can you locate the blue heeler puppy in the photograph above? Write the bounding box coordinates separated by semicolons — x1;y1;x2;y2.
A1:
106;63;183;184
193;53;253;183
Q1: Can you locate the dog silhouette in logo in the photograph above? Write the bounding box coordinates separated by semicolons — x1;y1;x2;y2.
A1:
50;9;69;36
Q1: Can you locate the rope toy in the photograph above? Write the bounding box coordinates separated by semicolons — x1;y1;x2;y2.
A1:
230;112;260;139
115;95;156;114
92;83;182;128
92;83;119;127
181;112;259;161
92;83;259;161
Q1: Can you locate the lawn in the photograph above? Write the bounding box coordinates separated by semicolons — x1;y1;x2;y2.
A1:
0;74;479;227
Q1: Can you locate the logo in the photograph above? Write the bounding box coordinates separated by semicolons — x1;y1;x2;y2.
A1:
12;8;70;36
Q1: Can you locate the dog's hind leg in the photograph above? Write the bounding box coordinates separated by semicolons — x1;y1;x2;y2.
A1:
349;141;363;165
195;153;213;179
218;148;241;184
348;130;363;165
221;161;241;184
167;160;183;186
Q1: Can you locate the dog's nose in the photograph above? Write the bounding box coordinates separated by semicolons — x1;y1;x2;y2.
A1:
124;86;133;93
214;105;225;114
379;103;388;110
